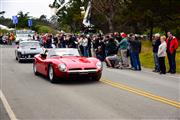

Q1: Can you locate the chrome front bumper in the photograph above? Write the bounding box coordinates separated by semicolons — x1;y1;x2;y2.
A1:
67;69;98;73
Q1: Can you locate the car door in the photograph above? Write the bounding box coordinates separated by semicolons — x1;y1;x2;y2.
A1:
36;55;47;75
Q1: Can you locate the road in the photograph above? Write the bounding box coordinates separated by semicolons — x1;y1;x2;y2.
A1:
0;46;180;120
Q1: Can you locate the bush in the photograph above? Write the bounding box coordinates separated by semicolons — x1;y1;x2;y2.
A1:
34;25;58;34
173;27;180;40
0;29;9;34
144;27;180;41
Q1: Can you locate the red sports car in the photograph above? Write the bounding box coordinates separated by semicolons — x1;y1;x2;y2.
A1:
33;48;103;83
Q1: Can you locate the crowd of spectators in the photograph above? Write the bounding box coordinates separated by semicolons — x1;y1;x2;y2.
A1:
152;32;179;74
0;31;178;74
30;32;142;71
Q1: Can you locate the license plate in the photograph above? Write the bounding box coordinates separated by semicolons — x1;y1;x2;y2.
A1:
79;72;88;75
30;48;36;50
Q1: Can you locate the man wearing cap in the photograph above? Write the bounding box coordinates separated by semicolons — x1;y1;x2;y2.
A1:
118;33;129;67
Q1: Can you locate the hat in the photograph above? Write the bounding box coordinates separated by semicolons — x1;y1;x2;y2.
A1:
121;33;127;38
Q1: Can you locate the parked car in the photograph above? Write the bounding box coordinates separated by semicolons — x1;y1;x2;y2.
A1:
15;40;43;62
33;48;103;83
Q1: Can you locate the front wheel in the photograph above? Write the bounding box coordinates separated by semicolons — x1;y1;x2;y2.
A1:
17;52;22;63
92;73;102;81
17;57;21;63
33;62;39;75
48;65;57;83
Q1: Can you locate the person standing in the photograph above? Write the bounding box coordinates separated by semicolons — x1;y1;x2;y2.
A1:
87;35;92;57
129;34;142;71
66;34;76;48
166;31;179;74
9;33;15;47
118;33;129;67
158;35;167;74
77;35;84;56
152;33;161;72
106;37;118;56
46;34;53;48
94;36;106;61
82;35;89;57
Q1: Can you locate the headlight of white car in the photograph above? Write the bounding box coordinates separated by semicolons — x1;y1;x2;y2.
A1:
96;61;102;69
58;64;67;72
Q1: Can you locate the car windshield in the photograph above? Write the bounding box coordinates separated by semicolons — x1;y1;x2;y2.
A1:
54;49;80;57
20;42;40;48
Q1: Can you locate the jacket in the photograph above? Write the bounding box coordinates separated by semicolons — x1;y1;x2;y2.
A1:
166;36;178;54
152;39;161;53
119;38;129;50
106;39;118;56
130;39;141;53
158;41;167;57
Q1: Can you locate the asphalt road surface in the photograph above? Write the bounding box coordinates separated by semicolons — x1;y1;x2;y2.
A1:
0;45;180;120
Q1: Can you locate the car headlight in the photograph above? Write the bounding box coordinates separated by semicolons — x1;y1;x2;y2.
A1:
96;61;102;69
58;64;67;72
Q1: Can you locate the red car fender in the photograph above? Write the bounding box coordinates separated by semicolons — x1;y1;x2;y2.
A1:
45;59;65;77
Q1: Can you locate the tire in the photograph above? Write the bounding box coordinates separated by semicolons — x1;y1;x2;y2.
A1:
48;64;57;83
33;62;39;75
17;56;21;63
15;52;18;60
92;73;102;81
17;52;22;63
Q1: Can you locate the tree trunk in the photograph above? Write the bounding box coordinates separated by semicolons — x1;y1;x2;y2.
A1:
106;17;114;32
150;25;153;41
149;19;154;41
134;23;139;33
164;28;168;38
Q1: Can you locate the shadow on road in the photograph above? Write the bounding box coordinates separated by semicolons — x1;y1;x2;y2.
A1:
35;73;100;85
15;60;34;64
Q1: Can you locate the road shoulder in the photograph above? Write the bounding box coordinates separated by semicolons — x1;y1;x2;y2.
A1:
0;99;10;120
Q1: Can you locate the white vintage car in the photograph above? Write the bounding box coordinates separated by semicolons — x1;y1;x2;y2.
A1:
15;40;43;62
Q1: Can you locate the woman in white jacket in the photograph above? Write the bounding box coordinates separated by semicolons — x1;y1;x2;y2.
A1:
158;35;167;74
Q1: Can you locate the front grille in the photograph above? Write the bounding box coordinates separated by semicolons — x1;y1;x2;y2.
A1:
69;68;82;71
30;48;36;50
84;68;96;70
21;54;35;58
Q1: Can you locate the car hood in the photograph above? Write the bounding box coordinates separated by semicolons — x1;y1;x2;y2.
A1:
57;57;97;68
18;47;43;54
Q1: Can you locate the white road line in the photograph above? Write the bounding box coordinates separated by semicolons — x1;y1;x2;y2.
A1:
0;90;18;120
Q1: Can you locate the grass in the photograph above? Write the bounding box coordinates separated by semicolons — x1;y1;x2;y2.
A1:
140;40;180;73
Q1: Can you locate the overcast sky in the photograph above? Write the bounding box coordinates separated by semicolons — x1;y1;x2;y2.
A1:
0;0;55;19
